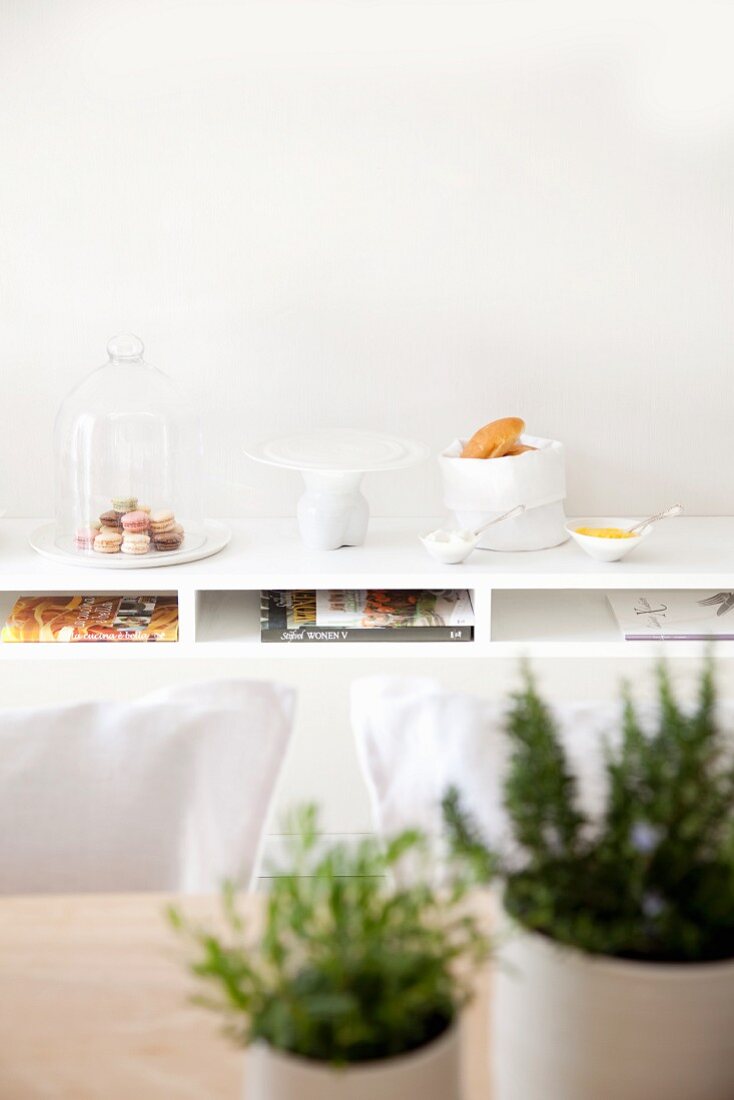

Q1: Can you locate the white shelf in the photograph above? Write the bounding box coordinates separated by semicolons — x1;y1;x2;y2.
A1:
196;589;261;644
1;517;733;659
194;588;481;656
493;589;619;644
490;589;734;659
4;516;734;587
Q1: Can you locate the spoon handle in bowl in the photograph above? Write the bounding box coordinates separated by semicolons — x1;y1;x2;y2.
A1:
629;503;683;535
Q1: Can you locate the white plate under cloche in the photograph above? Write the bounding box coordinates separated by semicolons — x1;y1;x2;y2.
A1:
29;520;231;569
245;429;429;473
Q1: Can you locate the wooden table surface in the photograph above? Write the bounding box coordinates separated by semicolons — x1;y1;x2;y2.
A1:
0;893;491;1100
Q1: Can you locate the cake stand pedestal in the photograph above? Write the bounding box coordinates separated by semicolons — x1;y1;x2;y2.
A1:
246;430;428;551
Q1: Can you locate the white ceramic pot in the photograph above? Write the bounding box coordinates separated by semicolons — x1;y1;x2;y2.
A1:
439;436;567;551
246;1022;462;1100
494;919;734;1100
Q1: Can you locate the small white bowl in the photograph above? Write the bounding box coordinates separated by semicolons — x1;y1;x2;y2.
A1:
566;519;653;562
419;530;479;564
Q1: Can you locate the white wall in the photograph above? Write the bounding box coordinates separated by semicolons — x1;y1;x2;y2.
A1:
1;1;733;520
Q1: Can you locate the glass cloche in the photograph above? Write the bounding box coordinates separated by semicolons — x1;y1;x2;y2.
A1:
54;334;205;558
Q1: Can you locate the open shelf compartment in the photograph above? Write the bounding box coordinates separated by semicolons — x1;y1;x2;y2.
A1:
491;589;734;648
0;591;180;647
196;588;482;646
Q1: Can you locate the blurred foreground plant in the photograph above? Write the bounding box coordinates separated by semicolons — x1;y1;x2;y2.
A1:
444;661;734;962
170;806;488;1064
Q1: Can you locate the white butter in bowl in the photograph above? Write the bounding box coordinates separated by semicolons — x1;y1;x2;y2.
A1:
420;505;526;564
420;528;480;565
422;503;526;563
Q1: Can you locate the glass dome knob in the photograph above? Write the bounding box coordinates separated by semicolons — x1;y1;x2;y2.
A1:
107;333;144;362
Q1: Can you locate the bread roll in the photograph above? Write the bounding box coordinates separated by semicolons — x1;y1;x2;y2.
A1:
502;443;536;456
460;417;525;459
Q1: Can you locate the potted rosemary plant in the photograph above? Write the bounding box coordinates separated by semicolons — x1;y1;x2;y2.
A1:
444;661;734;1100
170;806;488;1100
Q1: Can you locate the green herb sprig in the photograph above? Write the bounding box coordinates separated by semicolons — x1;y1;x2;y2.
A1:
170;806;488;1064
444;661;734;962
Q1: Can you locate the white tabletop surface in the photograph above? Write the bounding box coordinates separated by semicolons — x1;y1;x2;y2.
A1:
1;517;733;590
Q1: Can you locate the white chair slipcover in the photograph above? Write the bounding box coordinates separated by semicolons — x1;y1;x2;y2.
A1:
351;676;731;846
0;678;295;894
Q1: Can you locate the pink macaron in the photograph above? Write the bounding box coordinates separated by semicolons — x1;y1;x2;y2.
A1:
121;510;150;534
75;525;100;551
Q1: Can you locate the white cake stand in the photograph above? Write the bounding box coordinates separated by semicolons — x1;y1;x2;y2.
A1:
245;430;429;550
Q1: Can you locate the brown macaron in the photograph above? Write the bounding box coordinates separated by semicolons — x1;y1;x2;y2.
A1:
99;509;122;529
153;530;183;552
460;417;525;459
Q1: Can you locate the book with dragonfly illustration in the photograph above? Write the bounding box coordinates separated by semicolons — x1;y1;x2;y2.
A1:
606;591;734;641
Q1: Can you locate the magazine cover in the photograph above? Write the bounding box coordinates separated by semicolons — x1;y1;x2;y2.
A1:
606;591;734;641
261;590;474;642
2;595;179;642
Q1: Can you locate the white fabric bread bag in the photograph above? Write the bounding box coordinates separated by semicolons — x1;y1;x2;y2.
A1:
438;434;567;550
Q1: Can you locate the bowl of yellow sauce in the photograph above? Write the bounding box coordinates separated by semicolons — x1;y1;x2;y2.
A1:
565;519;653;562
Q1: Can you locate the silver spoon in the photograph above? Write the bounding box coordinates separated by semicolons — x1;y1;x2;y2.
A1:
473;503;525;535
628;503;683;536
420;504;526;564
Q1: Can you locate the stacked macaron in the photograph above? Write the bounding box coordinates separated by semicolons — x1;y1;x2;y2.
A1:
83;496;185;555
97;496;140;552
121;509;151;555
93;526;123;554
74;525;100;552
149;509;184;552
99;509;122;531
112;495;138;515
